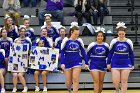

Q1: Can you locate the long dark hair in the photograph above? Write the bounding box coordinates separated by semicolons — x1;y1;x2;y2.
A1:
68;26;80;38
95;31;106;42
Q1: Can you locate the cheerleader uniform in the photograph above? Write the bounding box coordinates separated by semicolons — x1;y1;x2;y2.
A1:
55;37;63;50
25;27;36;42
61;37;88;69
0;37;13;58
0;49;6;69
7;25;19;40
107;38;134;69
36;36;53;48
87;42;109;72
47;26;59;42
14;37;32;48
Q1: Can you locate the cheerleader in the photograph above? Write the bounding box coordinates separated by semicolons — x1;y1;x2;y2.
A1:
4;15;18;40
61;22;88;93
0;28;13;64
42;14;59;42
36;27;53;48
107;22;134;93
23;15;36;42
86;31;109;93
55;26;66;50
34;28;53;92
0;49;6;93
12;26;32;93
55;26;66;70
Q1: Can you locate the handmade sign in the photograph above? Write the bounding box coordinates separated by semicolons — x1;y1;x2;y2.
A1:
8;43;29;72
29;46;59;71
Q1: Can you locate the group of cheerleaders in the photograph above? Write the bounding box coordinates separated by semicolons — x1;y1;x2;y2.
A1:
0;14;134;93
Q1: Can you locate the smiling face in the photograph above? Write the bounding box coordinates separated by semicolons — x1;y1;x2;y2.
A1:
1;29;7;37
45;16;51;24
60;28;66;37
19;28;26;37
96;32;104;43
24;19;30;28
6;17;13;26
41;28;48;37
38;40;45;47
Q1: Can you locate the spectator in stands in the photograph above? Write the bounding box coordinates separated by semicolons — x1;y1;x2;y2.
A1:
4;15;19;41
3;0;21;26
74;0;92;25
12;26;31;93
0;28;13;65
86;31;109;93
107;22;134;93
41;14;59;42
61;22;88;93
0;49;6;93
91;0;109;25
20;0;41;7
55;26;66;50
38;0;64;26
23;15;36;43
34;29;53;91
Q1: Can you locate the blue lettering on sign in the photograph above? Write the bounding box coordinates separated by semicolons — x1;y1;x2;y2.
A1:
32;49;37;55
48;62;51;67
39;57;44;61
18;58;20;62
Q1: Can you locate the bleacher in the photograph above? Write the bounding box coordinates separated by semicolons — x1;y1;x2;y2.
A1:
0;0;140;90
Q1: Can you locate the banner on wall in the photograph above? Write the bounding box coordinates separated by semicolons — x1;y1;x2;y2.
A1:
29;46;59;71
8;43;29;72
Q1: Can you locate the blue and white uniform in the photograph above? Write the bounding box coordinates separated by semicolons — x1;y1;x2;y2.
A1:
87;42;109;72
61;37;88;69
36;36;53;48
55;37;63;50
0;49;6;69
7;25;19;40
25;27;36;42
107;38;134;69
47;26;59;42
14;37;32;48
0;37;13;58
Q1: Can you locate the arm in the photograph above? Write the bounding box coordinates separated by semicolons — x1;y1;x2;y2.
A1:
78;38;88;65
60;37;68;64
127;39;134;66
56;0;64;10
107;39;116;65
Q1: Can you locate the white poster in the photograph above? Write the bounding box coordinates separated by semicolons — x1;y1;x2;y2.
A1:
29;46;59;71
8;43;29;72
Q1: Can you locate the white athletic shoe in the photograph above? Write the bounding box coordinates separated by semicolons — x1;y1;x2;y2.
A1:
1;88;5;93
12;87;17;93
114;89;121;93
35;86;40;92
22;87;28;92
43;86;47;92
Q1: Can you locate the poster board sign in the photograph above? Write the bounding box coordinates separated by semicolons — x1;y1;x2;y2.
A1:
8;43;29;72
29;46;59;71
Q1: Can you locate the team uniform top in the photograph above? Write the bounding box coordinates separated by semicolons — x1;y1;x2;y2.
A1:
36;36;53;48
7;25;19;40
0;37;13;58
61;37;88;69
107;38;134;69
25;27;36;42
47;26;59;42
87;42;109;71
55;37;63;50
14;37;32;49
0;49;6;68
